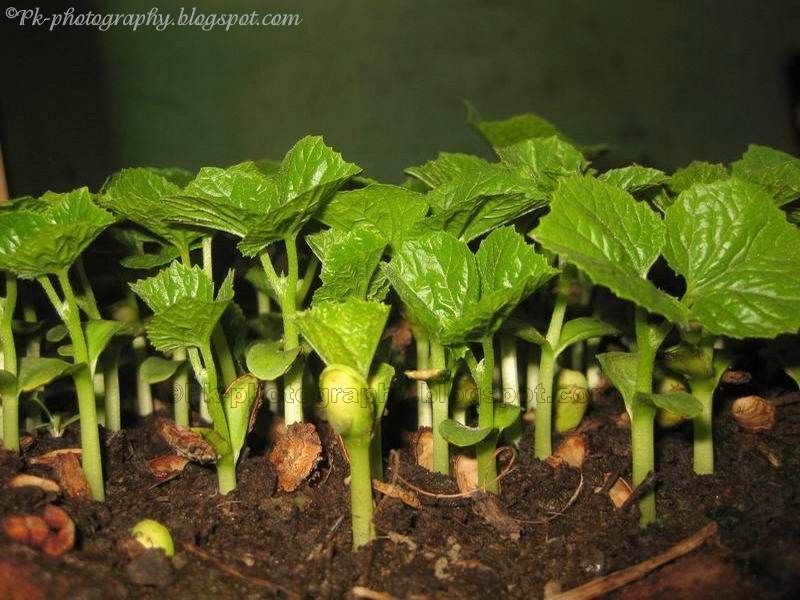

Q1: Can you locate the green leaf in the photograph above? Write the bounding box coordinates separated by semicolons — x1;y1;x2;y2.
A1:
222;373;261;463
417;164;548;242
599;165;668;194
238;137;361;256
46;324;69;343
120;245;182;270
294;299;390;378
731;145;800;206
405;153;490;188
130;262;234;352
497;136;587;192
85;320;126;375
306;227;387;303
245;341;300;380
553;318;619;357
0;370;18;399
139;356;185;384
149;167;195;188
0;189;116;278
663;179;800;338
494;402;521;433
318;184;429;251
597;351;638;415
99;169;202;252
382;232;479;343
533;176;687;324
634;391;702;418
439;419;493;447
669;161;728;194
499;313;550;348
193;427;231;459
16;357;77;392
467;104;562;149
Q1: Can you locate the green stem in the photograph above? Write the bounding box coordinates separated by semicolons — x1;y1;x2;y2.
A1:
631;307;663;527
199;343;234;494
281;235;304;425
346;434;374;549
133;336;153;417
202;236;213;280
103;346;122;432
297;257;319;305
211;325;237;386
22;294;40;358
256;291;271;315
173;349;190;427
415;332;431;428
1;274;18;450
54;271;105;501
370;419;383;480
429;340;449;474
535;292;568;459
476;337;498;493
692;378;715;475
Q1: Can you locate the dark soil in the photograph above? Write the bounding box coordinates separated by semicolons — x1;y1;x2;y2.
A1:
2;385;799;599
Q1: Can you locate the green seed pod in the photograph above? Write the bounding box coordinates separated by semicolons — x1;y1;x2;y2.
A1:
452;371;479;409
131;519;174;557
555;369;590;433
319;364;373;438
656;376;688;428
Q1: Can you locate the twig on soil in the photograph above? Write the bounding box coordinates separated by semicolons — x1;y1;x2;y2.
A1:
547;521;719;600
620;471;657;512
178;540;299;599
351;586;398;600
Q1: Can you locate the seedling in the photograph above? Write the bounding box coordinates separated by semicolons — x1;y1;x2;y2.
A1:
294;298;392;549
130;262;259;494
384;228;556;490
534;173;800;525
131;519;175;557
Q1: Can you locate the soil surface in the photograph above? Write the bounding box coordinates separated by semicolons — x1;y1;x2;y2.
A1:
1;384;799;599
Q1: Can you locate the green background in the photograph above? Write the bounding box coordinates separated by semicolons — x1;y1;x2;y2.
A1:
3;0;799;195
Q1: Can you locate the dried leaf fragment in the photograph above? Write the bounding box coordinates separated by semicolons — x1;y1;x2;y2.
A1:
28;448;82;466
732;396;775;432
155;418;218;463
147;455;191;479
269;422;322;492
471;492;521;540
50;453;92;501
8;474;60;494
372;479;421;509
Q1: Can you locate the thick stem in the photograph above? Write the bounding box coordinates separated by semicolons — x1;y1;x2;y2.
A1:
535;292;568;459
476;337;498;493
428;341;449;474
346;434;374;549
499;334;519;407
103;347;122;432
526;348;540;411
172;349;190;427
415;333;431;428
133;336;153;417
216;451;237;495
691;377;716;475
281;236;304;425
632;307;661;527
199;343;235;493
55;271;105;501
1;274;19;450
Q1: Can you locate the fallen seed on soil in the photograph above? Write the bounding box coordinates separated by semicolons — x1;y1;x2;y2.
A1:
732;396;775;432
8;474;61;494
155;418;218;463
372;479;421;508
147;455;191;479
269;422;322;492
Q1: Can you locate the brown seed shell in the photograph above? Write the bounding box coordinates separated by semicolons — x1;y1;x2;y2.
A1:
155;418;218;463
269;422;322;492
732;396;775;432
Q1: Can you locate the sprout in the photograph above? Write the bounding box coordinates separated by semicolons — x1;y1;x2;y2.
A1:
131;519;175;557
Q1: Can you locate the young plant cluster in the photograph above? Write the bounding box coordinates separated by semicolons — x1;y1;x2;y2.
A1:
1;108;799;548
